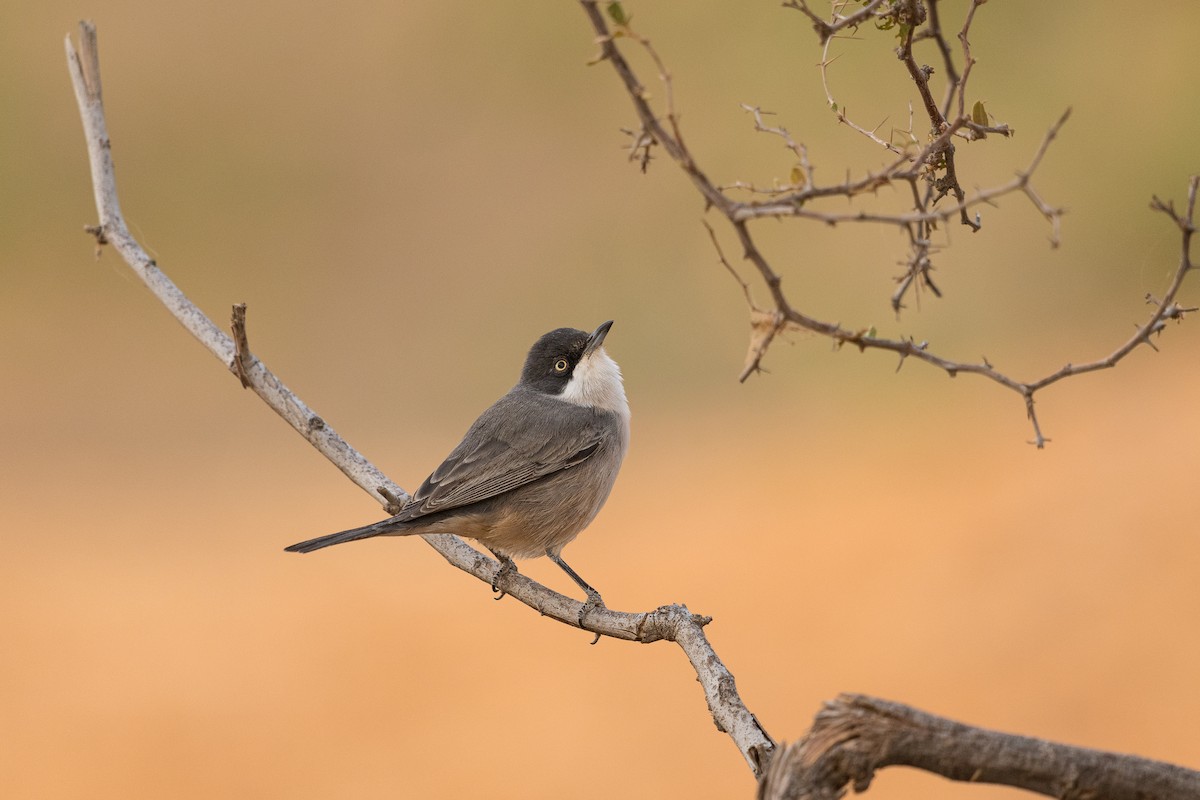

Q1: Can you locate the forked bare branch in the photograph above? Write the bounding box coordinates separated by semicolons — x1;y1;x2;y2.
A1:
580;0;1194;447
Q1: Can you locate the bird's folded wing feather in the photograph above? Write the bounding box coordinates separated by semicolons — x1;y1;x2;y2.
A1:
398;393;605;520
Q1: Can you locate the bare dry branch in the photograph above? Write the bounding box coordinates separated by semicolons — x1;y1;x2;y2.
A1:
66;19;774;776
758;694;1200;800
66;20;405;507
579;0;1195;447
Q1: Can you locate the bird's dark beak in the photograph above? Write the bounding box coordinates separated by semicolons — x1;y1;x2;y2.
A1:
582;320;614;358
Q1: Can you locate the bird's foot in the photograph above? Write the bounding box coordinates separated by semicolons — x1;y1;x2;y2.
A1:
578;588;607;641
491;554;518;600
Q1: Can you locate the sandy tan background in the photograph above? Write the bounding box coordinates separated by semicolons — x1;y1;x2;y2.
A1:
4;2;1199;798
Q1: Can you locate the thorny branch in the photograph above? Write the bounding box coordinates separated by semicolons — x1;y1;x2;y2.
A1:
785;0;889;45
65;20;773;776
582;0;1195;447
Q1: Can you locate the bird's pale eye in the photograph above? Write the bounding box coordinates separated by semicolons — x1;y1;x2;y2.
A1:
554;358;569;373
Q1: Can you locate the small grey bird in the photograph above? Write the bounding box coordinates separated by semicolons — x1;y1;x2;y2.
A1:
285;321;630;610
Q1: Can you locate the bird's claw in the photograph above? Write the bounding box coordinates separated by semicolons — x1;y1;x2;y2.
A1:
578;589;606;643
491;555;517;600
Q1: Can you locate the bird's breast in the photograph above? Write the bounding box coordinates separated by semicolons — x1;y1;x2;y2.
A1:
475;434;625;559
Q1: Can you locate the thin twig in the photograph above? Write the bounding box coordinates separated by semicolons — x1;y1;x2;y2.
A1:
733;109;1069;228
820;36;908;155
703;219;786;382
954;0;985;123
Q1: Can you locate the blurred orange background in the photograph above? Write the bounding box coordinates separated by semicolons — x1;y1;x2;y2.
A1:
4;2;1199;798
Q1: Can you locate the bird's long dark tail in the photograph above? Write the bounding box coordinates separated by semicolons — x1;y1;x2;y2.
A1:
284;517;408;554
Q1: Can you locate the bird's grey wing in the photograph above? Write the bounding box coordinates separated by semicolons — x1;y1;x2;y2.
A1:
398;394;605;520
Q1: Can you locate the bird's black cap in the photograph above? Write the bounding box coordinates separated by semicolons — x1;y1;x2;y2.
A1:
519;321;612;395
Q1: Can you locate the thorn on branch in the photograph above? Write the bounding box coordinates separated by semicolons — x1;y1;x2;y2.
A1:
620;125;657;172
960;207;981;232
1138;321;1162;352
585;37;613;66
784;0;891;45
84;224;108;259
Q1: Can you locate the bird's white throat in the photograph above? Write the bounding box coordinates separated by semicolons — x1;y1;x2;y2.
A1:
560;348;629;417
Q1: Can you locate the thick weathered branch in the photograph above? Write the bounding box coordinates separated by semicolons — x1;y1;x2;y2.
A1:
65;20;773;776
758;694;1200;800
